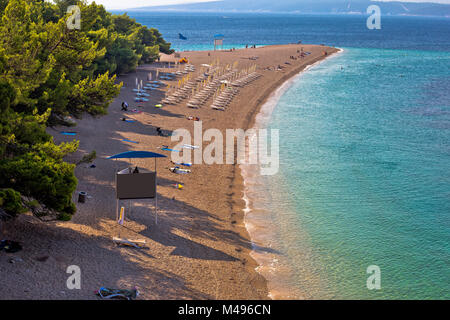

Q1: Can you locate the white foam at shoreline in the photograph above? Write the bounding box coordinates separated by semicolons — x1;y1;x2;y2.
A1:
240;48;344;300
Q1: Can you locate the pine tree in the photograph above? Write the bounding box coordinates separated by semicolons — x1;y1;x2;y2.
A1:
0;0;173;220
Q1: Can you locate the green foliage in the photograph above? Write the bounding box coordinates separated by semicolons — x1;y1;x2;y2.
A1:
0;1;173;220
0;80;79;218
77;150;96;165
91;11;174;74
0;188;26;219
0;150;78;215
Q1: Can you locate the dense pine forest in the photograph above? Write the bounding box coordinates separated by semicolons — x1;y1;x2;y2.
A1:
0;0;173;221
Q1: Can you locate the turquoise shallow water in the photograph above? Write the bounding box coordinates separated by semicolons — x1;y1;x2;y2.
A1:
263;48;450;299
125;12;450;299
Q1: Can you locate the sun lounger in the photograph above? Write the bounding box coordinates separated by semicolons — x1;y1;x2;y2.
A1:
97;286;139;300
113;237;146;248
170;167;191;174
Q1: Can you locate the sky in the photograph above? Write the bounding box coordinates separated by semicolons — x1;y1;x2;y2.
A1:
90;0;450;10
91;0;216;10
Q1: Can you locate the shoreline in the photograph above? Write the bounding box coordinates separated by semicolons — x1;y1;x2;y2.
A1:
1;44;339;300
178;44;341;299
240;48;343;299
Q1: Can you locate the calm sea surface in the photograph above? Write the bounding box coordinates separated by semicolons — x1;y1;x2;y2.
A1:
123;12;450;299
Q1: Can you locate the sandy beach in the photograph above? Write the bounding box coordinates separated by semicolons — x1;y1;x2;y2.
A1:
0;44;338;300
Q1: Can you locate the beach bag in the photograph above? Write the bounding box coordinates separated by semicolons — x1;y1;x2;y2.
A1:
96;287;139;300
0;240;22;253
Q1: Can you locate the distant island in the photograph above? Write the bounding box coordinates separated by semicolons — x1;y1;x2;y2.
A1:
130;0;450;17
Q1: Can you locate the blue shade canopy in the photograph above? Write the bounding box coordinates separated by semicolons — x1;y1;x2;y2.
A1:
214;34;225;39
108;151;167;159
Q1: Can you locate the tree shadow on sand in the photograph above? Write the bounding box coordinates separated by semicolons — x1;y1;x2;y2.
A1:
1;216;210;300
129;193;280;260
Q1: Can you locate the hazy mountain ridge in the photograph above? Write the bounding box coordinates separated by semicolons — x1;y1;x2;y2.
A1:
130;0;450;17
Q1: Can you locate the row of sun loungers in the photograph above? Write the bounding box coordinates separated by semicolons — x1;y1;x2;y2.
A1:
163;67;227;106
211;87;240;111
162;78;198;105
186;71;239;109
174;64;196;76
211;72;261;111
162;65;214;105
231;72;262;88
160;65;261;110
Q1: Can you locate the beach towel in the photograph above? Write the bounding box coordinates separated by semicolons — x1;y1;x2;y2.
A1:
60;132;77;136
122;139;139;144
134;98;149;102
161;147;180;153
172;162;192;167
128;109;142;114
96;287;139;300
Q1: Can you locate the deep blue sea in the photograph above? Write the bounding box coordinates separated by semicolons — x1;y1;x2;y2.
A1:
119;12;450;52
123;12;450;299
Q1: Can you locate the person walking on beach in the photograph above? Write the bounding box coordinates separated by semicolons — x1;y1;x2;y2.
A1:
121;101;128;111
